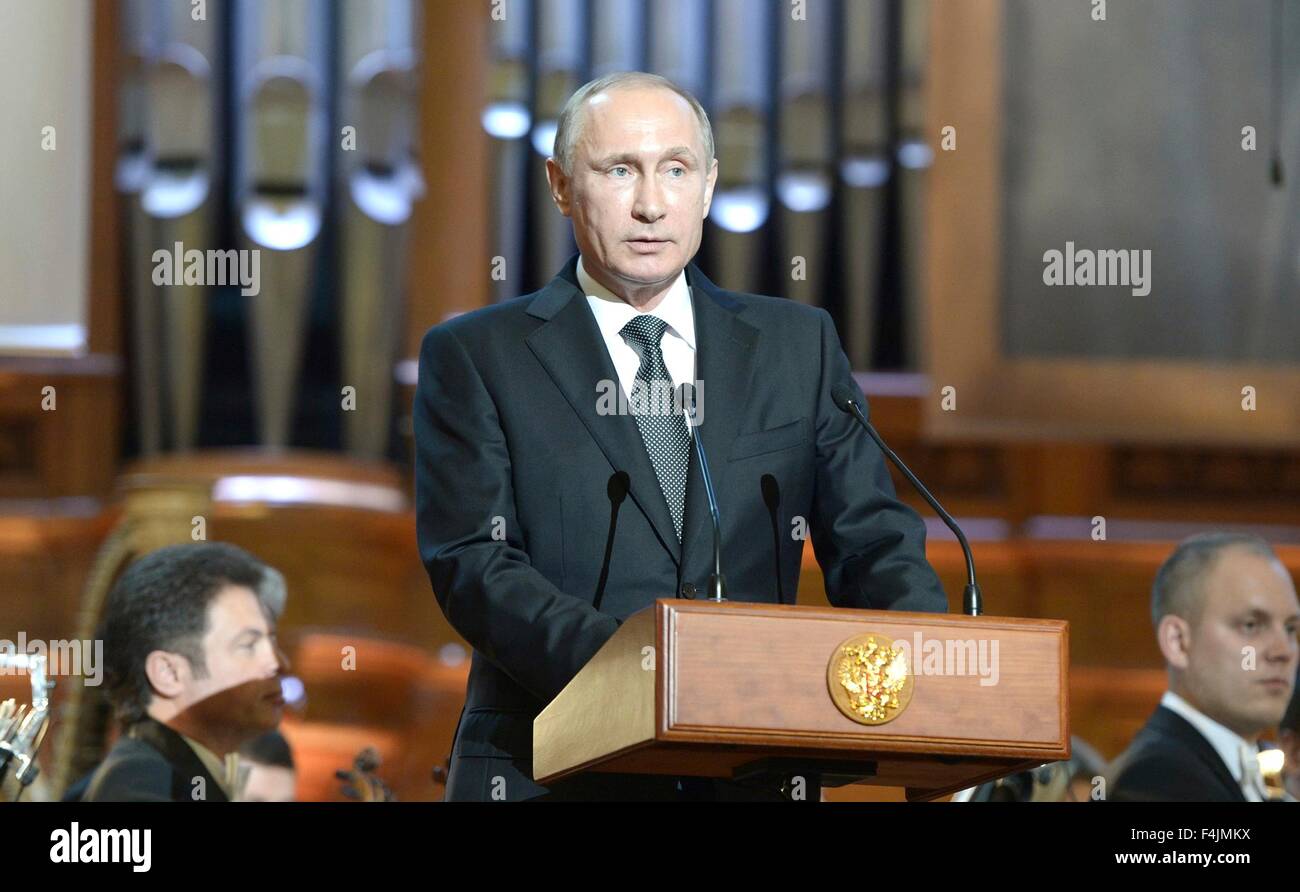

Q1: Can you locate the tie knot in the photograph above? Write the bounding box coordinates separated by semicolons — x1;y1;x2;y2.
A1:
620;315;669;352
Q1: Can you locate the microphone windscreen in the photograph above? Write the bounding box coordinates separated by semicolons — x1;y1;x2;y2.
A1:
607;470;630;505
760;473;780;511
830;382;868;421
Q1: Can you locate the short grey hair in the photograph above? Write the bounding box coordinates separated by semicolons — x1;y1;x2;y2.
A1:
551;71;715;177
257;564;287;619
1151;532;1279;629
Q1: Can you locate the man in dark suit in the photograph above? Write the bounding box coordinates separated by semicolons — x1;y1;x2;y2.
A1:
74;543;290;802
414;71;947;802
1107;533;1299;802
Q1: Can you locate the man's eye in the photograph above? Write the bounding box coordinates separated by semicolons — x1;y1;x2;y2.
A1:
667;166;685;177
611;166;629;177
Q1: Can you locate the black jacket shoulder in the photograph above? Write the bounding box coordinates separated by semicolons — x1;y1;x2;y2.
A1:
80;719;228;803
81;738;175;802
1106;705;1245;802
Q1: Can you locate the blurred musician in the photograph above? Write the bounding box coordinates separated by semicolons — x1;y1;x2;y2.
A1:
74;543;290;802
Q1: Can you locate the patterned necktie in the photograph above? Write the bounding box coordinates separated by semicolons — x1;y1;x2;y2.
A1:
619;315;691;541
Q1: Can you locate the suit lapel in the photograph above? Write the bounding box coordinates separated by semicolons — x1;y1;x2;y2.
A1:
678;266;760;581
525;257;682;564
1150;705;1247;801
128;718;229;802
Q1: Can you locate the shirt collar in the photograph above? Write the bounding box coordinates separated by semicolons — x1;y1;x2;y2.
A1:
576;255;695;350
1160;690;1254;785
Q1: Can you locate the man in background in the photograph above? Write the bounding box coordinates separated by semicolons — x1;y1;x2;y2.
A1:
1108;533;1299;801
79;542;290;802
238;729;296;802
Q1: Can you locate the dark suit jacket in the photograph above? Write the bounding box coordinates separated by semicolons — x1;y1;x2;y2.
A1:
78;718;229;802
414;255;947;801
1106;705;1246;802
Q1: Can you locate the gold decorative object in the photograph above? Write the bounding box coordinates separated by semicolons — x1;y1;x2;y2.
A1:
827;633;913;725
1258;748;1287;801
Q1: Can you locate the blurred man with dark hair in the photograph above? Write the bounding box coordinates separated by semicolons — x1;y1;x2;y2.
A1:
1107;532;1299;801
238;729;296;802
78;542;290;802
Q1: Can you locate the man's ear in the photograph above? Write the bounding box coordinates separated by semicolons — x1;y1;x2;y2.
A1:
144;650;189;700
545;157;572;217
1156;614;1192;670
701;157;719;219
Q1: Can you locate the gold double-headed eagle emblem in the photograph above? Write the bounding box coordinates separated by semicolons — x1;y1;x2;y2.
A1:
827;633;913;725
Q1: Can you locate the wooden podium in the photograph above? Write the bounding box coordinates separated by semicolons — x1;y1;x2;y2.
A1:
534;600;1069;801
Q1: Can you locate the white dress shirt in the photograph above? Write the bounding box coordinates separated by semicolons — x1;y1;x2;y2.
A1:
577;255;696;434
1161;690;1266;801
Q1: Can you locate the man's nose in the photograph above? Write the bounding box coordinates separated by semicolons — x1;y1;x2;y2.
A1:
271;640;291;674
1263;624;1299;662
633;176;666;222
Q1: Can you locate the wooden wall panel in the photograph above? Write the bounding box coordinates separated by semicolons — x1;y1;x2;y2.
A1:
0;2;122;500
924;0;1300;446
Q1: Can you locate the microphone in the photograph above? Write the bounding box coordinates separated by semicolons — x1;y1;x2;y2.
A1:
761;474;786;605
593;470;630;611
830;382;983;616
679;384;727;602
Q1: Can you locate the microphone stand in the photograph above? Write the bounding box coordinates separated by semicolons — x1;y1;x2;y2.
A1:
683;387;727;602
833;385;983;616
